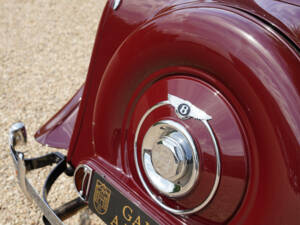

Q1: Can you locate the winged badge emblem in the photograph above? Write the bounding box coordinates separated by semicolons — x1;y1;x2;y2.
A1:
168;94;212;121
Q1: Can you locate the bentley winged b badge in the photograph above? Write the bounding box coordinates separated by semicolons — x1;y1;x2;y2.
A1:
168;94;212;121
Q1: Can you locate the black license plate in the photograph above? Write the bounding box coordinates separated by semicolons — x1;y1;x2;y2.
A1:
88;172;159;225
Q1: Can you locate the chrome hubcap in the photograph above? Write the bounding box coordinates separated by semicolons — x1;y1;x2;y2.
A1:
152;135;186;182
142;120;199;198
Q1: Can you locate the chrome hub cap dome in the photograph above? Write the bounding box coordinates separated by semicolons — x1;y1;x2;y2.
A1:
142;120;199;197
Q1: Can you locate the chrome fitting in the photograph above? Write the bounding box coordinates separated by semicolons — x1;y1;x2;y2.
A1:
142;120;199;198
8;122;80;225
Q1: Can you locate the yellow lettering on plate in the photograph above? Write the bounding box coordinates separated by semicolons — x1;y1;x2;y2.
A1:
132;215;141;225
110;215;119;225
123;205;133;222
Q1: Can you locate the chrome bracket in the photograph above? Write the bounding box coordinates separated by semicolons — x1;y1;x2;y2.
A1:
9;123;65;225
74;164;93;202
9;122;86;225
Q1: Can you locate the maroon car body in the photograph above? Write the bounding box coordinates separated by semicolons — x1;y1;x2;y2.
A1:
11;0;300;224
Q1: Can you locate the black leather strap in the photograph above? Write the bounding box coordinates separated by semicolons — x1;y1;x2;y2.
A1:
37;153;86;225
24;153;63;171
42;153;67;200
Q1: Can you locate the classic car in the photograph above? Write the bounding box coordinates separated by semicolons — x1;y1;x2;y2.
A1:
8;0;300;224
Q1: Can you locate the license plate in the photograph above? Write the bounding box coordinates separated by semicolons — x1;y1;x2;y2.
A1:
88;172;159;225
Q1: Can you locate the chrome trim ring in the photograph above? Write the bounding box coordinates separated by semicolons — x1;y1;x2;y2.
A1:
134;94;221;215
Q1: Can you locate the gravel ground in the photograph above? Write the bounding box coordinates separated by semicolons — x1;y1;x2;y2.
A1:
0;1;106;224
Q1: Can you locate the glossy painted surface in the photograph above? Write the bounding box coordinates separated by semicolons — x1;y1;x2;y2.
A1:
34;85;83;149
127;76;248;222
222;0;300;47
35;0;300;224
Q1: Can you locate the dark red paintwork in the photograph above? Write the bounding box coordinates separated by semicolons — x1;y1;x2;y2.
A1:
221;0;300;46
35;0;300;224
34;85;83;149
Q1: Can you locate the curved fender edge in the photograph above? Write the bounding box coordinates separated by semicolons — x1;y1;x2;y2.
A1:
34;85;84;149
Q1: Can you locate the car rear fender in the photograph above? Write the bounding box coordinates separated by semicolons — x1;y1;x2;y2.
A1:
88;6;300;224
34;85;84;149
